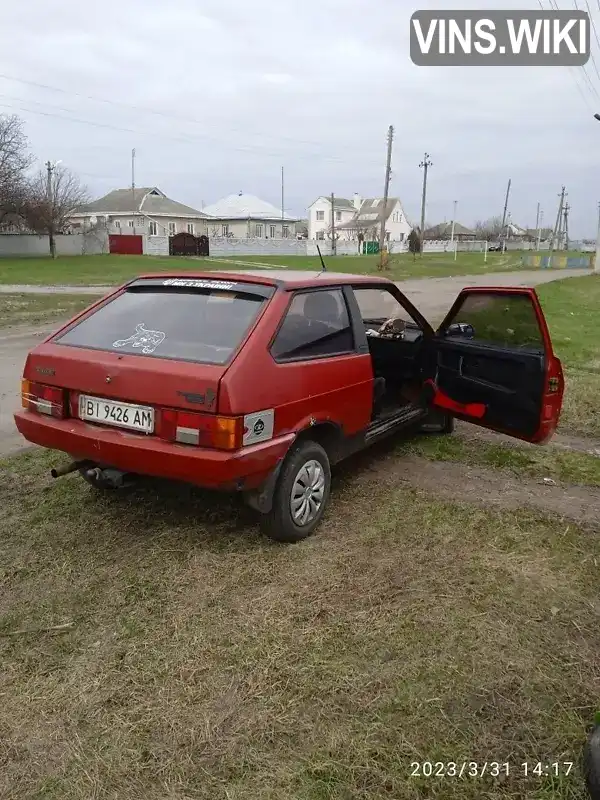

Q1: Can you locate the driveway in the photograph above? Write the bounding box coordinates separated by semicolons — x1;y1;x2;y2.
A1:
0;268;592;457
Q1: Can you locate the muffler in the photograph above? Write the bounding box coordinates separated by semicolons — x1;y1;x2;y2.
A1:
84;466;133;489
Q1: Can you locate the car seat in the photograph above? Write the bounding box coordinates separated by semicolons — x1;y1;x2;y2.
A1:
303;291;343;329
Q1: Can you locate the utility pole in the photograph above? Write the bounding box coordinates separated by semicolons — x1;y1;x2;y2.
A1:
536;209;544;251
563;203;570;251
330;192;337;256
500;178;511;252
550;186;565;254
131;148;136;235
419;152;433;256
46;160;56;259
450;199;457;247
281;166;284;233
595;201;600;272
378;125;394;268
534;202;540;247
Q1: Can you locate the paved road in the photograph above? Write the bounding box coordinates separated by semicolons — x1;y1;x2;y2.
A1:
0;268;592;457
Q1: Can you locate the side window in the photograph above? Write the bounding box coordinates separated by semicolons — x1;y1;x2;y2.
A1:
442;292;544;350
271;289;354;361
353;287;421;329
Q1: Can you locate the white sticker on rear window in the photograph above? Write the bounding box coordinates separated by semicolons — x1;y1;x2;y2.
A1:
112;323;166;354
163;279;236;290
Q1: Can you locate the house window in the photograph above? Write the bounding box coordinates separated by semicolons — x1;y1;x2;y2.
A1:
187;223;195;235
148;221;158;236
255;223;263;238
128;220;135;228
271;290;354;361
222;224;229;236
282;226;289;238
270;225;276;238
168;222;176;235
316;210;324;221
336;211;342;221
316;230;324;240
114;220;121;229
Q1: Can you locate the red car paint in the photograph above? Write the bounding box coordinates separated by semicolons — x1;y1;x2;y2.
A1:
14;269;564;500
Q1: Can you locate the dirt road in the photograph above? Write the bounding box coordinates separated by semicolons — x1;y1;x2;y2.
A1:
0;269;592;456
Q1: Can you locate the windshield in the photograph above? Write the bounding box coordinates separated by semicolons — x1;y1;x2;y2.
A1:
54;283;273;365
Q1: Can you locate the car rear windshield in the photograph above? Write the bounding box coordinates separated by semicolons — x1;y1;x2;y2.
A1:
54;279;274;365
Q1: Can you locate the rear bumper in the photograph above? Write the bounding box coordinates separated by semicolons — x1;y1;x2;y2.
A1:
14;411;295;490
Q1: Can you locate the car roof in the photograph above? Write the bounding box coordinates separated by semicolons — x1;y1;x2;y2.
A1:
132;268;394;290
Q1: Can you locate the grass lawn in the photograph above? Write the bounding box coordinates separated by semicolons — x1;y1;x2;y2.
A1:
409;432;600;486
536;274;600;437
0;293;95;328
0;445;598;799
0;250;538;285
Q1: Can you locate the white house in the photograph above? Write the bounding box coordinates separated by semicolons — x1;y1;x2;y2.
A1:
310;194;412;243
70;187;209;237
308;195;360;240
201;192;300;239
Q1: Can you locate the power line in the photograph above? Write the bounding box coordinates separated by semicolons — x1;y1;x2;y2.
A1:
0;72;368;153
0;96;383;167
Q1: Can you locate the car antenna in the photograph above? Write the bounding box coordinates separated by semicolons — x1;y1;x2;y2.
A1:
316;244;327;273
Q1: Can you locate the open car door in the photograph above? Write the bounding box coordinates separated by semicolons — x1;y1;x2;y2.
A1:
423;287;564;444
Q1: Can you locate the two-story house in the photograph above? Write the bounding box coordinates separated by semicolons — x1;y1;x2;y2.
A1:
308;195;360;240
329;196;412;244
70;187;209;237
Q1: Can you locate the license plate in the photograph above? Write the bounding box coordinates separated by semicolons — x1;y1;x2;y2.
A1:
78;394;154;433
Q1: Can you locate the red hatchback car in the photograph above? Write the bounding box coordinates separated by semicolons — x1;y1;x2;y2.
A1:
15;269;564;542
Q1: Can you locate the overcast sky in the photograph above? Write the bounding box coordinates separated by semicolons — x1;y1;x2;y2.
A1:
1;0;599;236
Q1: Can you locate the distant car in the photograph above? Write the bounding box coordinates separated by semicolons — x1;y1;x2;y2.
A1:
487;243;503;251
15;269;564;543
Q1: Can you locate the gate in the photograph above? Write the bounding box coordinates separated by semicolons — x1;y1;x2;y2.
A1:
109;234;143;255
198;234;209;256
169;232;209;257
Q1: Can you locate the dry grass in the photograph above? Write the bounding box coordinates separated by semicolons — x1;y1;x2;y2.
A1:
0;293;93;328
0;447;598;799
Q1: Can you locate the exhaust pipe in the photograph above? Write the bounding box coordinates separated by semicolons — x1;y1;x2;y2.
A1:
50;459;95;479
51;460;84;479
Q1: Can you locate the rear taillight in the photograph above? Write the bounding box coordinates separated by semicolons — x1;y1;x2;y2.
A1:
21;379;67;419
158;409;243;451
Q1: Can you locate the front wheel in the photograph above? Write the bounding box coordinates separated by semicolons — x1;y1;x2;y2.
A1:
260;441;331;543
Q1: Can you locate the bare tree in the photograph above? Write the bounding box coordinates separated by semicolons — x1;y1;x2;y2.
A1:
0;114;33;228
25;165;89;258
473;216;503;241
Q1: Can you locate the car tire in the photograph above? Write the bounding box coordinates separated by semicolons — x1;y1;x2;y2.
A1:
419;410;455;435
260;441;331;543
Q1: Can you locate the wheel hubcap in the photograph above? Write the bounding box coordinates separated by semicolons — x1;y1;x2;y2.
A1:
290;459;325;526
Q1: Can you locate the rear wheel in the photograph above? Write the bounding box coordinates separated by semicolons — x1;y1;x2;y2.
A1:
260;441;331;543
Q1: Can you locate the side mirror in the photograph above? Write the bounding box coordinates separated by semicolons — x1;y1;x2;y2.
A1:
445;322;475;338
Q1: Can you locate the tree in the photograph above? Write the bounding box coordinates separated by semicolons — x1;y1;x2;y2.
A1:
473;216;503;241
26;164;89;258
0;114;33;228
407;228;421;260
